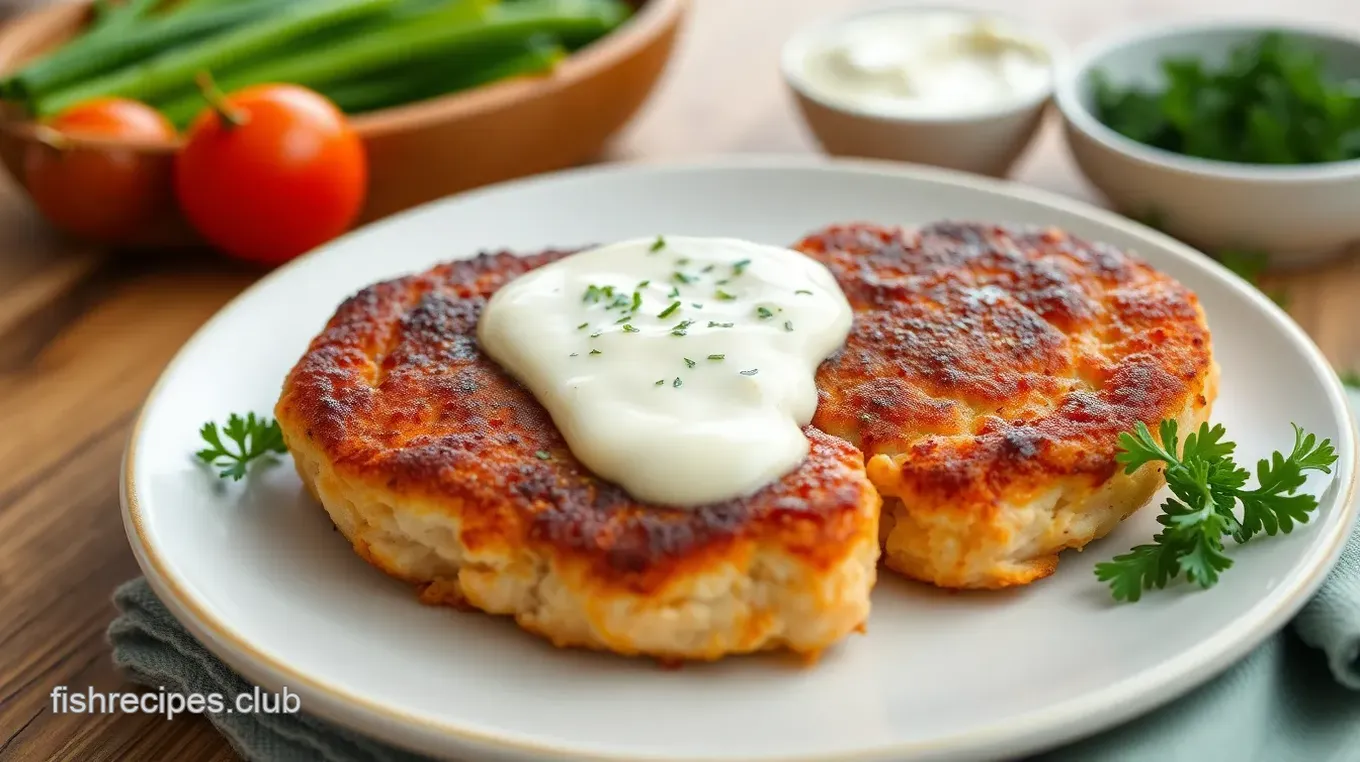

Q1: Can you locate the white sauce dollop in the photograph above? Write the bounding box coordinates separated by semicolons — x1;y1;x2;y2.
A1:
477;237;853;507
798;12;1051;117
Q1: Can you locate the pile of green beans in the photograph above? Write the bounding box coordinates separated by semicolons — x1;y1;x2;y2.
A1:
1;0;631;126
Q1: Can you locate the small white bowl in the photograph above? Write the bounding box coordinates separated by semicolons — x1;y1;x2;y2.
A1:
1054;20;1360;266
780;4;1063;178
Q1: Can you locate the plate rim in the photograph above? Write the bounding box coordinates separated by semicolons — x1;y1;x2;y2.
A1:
121;154;1360;762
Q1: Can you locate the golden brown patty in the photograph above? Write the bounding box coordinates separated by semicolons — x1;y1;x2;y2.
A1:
798;222;1217;588
275;250;881;661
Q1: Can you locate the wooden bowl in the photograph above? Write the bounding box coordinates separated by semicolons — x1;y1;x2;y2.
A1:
0;0;687;248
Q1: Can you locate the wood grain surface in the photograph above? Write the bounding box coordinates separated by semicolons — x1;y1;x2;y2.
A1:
2;1;1359;760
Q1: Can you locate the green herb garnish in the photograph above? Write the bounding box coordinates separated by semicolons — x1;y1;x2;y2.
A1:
658;301;681;319
708;321;734;328
684;357;696;368
622;324;640;333
756;306;774;320
784;320;794;332
576;322;589;330
1217;248;1289;307
590;331;602;338
1093;33;1360;165
739;369;758;376
655;379;665;386
196;413;288;481
673;272;696;285
650;236;666;252
667;286;680;299
795;289;813;296
707;354;725;361
589;349;602;356
714;289;736;301
676;257;690;266
1341;370;1360;388
1095;419;1337;602
535;450;551;460
701;264;715;273
673;377;682;388
732;259;751;275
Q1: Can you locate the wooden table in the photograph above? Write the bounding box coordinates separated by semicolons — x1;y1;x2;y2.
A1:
3;1;1358;759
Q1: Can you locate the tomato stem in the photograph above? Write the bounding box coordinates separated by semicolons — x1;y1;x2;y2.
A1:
195;70;247;129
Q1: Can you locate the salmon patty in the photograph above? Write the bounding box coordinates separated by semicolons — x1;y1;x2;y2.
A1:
798;222;1217;589
275;250;881;662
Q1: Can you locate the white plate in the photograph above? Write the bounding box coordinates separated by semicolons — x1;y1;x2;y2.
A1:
122;158;1359;762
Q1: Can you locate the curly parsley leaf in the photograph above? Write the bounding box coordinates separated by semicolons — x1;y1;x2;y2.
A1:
1234;425;1337;542
1097;418;1337;602
1113;420;1176;473
196;413;288;481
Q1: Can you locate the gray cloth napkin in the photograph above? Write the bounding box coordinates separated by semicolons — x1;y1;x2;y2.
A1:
108;394;1360;762
108;582;429;762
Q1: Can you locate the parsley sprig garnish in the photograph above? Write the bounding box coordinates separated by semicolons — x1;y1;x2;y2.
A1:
197;413;288;480
1095;419;1337;602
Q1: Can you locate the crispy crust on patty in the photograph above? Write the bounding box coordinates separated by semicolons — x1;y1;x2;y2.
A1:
797;222;1216;588
275;251;880;660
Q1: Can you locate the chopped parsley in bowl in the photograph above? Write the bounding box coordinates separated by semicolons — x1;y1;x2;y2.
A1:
1092;32;1360;166
1053;20;1360;263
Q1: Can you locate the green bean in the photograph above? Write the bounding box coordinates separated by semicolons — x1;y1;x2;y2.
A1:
199;1;622;95
150;0;493;118
321;40;564;114
8;0;283;102
91;0;161;31
35;0;399;116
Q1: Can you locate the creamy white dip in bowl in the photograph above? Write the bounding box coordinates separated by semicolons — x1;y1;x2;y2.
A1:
780;4;1063;177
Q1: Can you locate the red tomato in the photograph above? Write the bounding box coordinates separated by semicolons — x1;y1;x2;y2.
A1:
24;97;177;242
174;84;367;266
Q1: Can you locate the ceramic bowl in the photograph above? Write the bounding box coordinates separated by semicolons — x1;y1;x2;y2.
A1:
1054;19;1360;266
780;4;1063;178
0;0;687;248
